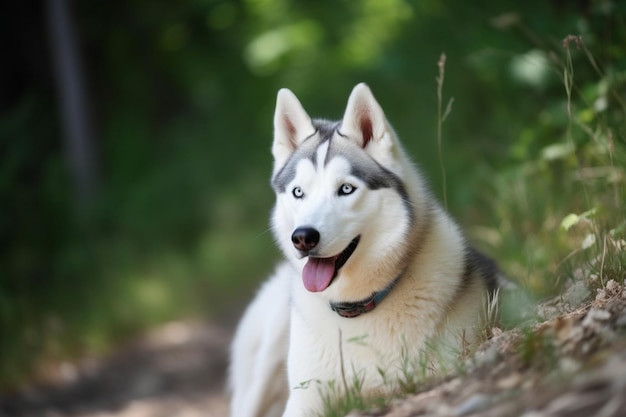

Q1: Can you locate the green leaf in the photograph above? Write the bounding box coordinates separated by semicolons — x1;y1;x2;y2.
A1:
561;213;580;231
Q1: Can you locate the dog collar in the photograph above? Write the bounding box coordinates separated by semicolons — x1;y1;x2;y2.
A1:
329;277;399;318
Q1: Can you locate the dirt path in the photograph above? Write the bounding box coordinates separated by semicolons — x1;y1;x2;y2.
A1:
1;320;233;417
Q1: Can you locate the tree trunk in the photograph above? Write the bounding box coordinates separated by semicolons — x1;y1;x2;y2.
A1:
46;0;99;206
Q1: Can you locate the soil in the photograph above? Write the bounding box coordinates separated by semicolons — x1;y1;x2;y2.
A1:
0;320;234;417
2;280;626;417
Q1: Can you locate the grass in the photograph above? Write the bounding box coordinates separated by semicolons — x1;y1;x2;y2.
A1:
317;339;443;417
555;35;625;292
436;52;454;211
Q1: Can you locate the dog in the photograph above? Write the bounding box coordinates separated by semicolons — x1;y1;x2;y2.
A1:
228;83;502;417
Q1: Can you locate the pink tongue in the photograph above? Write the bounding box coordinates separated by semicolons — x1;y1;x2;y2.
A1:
302;257;336;292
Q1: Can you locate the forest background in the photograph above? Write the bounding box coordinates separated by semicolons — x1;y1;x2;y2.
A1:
1;0;625;390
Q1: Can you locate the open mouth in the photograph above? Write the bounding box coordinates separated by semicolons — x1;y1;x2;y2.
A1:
302;236;360;293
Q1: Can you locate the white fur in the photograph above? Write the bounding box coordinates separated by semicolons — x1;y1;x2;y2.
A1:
229;84;492;417
229;265;290;417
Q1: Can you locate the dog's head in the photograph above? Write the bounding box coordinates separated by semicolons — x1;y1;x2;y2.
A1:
270;84;419;299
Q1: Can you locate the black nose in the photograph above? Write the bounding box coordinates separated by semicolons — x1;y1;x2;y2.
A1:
291;227;320;252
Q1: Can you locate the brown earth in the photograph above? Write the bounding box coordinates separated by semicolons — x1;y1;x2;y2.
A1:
0;320;233;417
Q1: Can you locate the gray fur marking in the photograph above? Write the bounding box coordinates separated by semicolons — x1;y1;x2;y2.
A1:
271;120;338;193
462;247;501;295
272;120;412;225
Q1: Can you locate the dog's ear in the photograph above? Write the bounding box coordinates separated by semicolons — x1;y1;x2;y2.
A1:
273;88;315;167
339;83;388;150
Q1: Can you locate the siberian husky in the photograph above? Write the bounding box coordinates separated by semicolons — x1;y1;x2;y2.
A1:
229;83;502;417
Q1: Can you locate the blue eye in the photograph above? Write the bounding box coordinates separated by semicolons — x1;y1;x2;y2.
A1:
338;183;356;196
292;186;304;199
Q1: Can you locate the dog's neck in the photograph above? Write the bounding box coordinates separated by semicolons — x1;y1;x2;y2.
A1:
328;275;401;318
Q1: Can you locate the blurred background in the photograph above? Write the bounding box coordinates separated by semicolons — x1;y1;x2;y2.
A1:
1;0;625;396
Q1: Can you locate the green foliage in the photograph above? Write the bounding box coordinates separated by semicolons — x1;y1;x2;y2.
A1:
464;14;626;298
2;0;626;390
